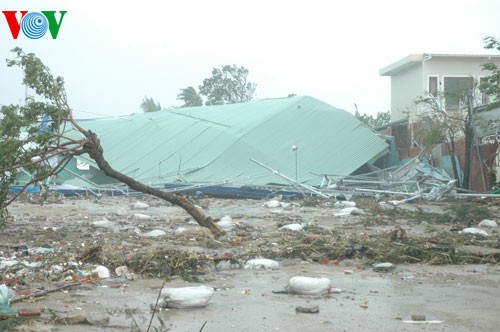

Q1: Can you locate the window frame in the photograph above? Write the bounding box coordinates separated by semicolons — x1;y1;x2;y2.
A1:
442;75;474;111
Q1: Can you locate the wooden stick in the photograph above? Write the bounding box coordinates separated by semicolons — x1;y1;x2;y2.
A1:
11;282;81;304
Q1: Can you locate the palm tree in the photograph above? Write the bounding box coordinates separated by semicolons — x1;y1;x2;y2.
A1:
177;86;203;107
140;97;161;113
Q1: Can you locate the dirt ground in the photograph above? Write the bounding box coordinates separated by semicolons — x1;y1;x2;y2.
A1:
1;194;499;331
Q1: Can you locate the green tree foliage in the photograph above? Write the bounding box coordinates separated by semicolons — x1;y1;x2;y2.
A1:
480;36;500;105
2;48;71;211
198;65;257;106
176;86;203;107
355;110;391;129
140;96;161;113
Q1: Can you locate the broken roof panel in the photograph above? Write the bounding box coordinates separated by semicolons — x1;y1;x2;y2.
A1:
68;96;389;186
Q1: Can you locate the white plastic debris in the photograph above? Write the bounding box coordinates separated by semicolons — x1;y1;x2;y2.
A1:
92;218;115;229
279;223;303;231
93;265;110;278
0;259;18;270
131;201;150;210
28;247;54;255
174;227;188;235
115;265;136;280
403;320;443;324
373;262;396;272
216;260;240;270
132;213;152;220
218;215;235;231
158;285;215;309
478;219;498;228
334;201;356;207
269;208;284;214
460;228;489;236
263;200;281;208
333;207;358;217
51;265;64;274
286;276;331;295
115;266;129;277
116;207;129;216
140;229;167;237
244;258;279;269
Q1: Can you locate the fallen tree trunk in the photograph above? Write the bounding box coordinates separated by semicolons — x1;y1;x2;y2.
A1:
80;129;224;237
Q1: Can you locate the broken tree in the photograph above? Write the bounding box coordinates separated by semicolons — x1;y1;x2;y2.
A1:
0;47;223;236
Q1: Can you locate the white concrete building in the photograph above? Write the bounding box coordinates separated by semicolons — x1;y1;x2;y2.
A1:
380;54;500;121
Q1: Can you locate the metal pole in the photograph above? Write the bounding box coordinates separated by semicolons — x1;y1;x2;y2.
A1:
292;145;298;181
295;149;298;181
250;158;330;198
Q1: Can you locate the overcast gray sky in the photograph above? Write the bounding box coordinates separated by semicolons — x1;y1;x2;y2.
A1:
1;0;499;119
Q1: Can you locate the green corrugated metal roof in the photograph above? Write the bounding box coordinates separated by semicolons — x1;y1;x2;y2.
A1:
67;96;389;186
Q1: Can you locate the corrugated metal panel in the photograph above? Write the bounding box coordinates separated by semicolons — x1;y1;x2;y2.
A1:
68;96;389;186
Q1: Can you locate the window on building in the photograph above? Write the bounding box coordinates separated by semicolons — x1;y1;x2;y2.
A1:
428;76;438;97
443;76;473;111
479;77;490;105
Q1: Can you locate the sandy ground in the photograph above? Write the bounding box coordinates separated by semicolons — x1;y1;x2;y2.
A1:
1;195;499;332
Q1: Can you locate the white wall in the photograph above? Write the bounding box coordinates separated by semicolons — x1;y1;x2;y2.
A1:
390;64;422;121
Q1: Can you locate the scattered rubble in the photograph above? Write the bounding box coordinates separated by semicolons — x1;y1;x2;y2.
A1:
0;194;499;330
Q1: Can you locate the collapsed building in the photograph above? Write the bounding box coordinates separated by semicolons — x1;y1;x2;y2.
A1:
12;95;498;199
56;96;390;195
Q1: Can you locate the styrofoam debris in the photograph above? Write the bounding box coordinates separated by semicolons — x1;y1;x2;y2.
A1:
351;208;365;215
132;213;152;220
92;218;115;228
28;247;54;255
286;276;331;295
403;320;443;324
373;262;395;272
478;219;498;228
131;201;150;210
216;260;241;270
115;266;128;277
93;265;110;278
334;201;356;207
334;207;358;216
141;229;167;237
244;258;279;269
174;227;188;235
158;285;215;309
279;223;303;231
0;260;18;270
218;215;235;231
263;200;281;208
115;265;136;280
51;265;64;273
460;228;489;236
116;207;129;216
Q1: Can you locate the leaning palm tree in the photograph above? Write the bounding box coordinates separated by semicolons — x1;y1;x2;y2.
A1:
177;86;203;107
140;96;161;113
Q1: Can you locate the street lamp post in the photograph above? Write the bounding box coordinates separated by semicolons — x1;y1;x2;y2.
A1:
291;145;298;181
